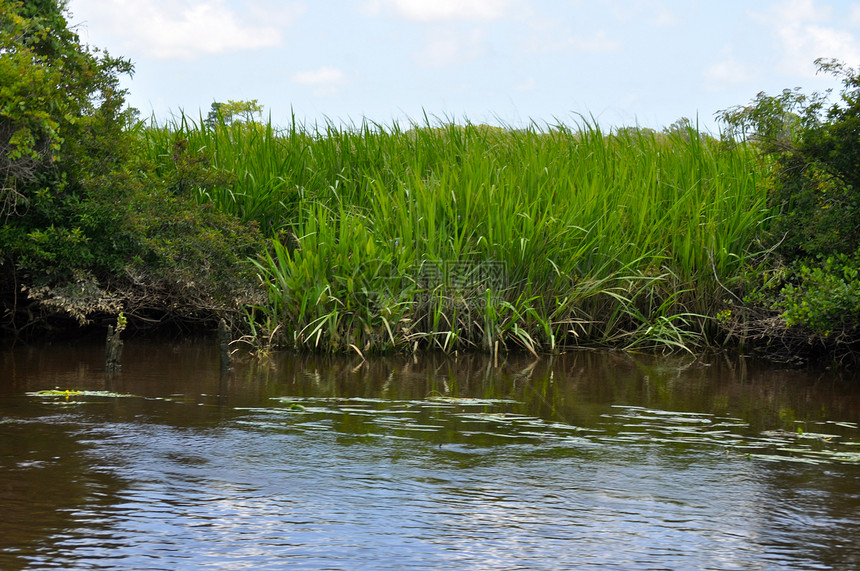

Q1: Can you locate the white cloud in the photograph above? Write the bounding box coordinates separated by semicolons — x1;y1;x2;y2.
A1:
292;67;347;96
363;0;519;69
765;0;860;75
69;0;302;60
365;0;517;22
515;77;537;91
415;27;487;67
292;67;346;85
800;24;860;60
610;1;679;27
651;6;678;27
703;59;755;90
362;0;520;69
568;30;621;53
851;3;860;26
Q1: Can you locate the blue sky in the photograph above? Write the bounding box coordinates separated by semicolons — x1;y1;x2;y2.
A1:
66;0;860;132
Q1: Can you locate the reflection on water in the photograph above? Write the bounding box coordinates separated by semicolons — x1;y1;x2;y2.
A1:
1;339;860;569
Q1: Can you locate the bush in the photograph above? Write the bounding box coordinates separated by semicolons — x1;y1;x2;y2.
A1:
776;252;860;337
720;58;860;261
0;0;263;334
717;60;860;351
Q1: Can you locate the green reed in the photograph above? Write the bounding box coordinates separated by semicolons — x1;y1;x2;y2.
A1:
141;115;768;354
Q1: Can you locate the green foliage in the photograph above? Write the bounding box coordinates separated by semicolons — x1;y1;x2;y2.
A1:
227;118;767;353
0;0;777;351
719;58;860;260
205;99;264;127
1;0;136;276
0;0;135;214
1;0;264;332
776;252;860;337
160;136;236;197
128;187;262;294
719;59;860;343
142;113;305;234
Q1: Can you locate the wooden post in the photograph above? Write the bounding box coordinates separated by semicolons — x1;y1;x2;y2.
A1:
105;324;123;373
218;319;232;371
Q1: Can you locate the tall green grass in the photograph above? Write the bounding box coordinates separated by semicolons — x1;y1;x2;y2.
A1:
141;115;768;354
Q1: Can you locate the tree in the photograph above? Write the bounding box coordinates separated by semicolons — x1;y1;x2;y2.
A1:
204;102;226;128
205;99;264;127
719;59;860;347
1;0;138;280
719;58;860;259
0;1;68;216
0;0;135;217
663;117;695;142
0;0;263;334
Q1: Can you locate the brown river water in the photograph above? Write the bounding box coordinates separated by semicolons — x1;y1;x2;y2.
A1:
1;337;860;570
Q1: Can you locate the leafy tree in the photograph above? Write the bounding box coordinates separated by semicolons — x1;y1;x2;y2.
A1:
719;58;860;259
1;0;135;212
204;102;226;129
719;59;860;346
1;0;138;282
0;0;263;333
663;117;696;142
205;99;264;127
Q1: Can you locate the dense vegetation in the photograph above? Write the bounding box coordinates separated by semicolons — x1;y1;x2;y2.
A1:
720;58;860;362
0;0;262;334
2;1;859;364
139;116;766;355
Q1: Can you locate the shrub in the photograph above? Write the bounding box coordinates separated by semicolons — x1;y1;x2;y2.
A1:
720;58;860;261
777;252;860;337
717;59;860;354
0;0;263;334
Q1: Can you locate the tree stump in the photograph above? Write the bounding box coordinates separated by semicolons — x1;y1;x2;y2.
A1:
218;319;232;371
105;324;123;373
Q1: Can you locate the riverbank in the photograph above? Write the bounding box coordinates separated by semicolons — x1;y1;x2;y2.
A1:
147;118;768;356
4;117;853;364
6;0;860;372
